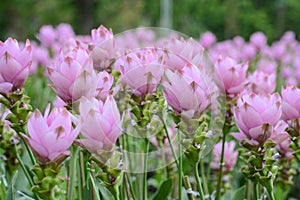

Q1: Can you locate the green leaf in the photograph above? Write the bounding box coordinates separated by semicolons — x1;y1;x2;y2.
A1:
231;186;246;200
153;178;173;200
5;171;18;200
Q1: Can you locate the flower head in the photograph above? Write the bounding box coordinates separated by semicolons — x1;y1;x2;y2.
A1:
214;56;248;95
232;93;282;146
24;105;79;164
211;141;238;172
48;46;97;102
77;96;122;162
0;38;32;94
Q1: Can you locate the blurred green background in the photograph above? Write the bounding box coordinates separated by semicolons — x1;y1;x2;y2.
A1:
0;0;299;42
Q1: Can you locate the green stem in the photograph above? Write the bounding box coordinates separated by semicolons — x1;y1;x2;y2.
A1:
143;138;150;200
194;162;205;200
89;173;101;200
126;173;136;200
267;186;276;200
254;182;259;200
78;152;84;200
178;132;182;200
68;146;78;200
162;118;193;200
216;130;226;200
200;160;209;197
14;145;34;187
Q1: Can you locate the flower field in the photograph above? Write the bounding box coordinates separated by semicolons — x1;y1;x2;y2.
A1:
0;24;300;200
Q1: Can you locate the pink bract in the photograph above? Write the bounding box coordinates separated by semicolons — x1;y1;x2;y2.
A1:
0;38;32;94
24;105;79;164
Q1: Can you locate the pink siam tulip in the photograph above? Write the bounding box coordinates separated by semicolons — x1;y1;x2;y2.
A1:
214;56;248;95
232;93;282;146
90;25;114;69
77;96;122;159
114;48;164;97
162;65;211;119
249;32;267;50
48;46;97;102
36;25;56;48
162;37;195;71
56;23;75;44
270;120;290;147
277;137;294;159
0;38;32;94
30;43;51;74
23;105;79;164
256;58;277;74
247;70;276;95
281;85;300;132
199;31;217;49
210;141;238;172
96;71;114;102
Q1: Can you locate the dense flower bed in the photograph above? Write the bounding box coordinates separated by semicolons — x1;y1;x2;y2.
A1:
0;24;300;200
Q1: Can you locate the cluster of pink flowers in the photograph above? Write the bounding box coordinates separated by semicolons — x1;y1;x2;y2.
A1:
1;23;300;172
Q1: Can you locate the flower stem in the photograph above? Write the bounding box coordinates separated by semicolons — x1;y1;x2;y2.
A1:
143;138;150;200
200;160;209;196
194;162;205;200
178;131;183;200
216;130;226;200
267;185;276;200
254;183;259;200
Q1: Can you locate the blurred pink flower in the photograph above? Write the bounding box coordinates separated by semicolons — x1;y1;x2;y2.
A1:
232;93;282;146
77;96;122;155
277;137;293;159
48;46;97;102
90;25;114;69
23;105;79;164
270;120;290;146
210;141;238;172
256;58;277;74
247;70;276;94
96;71;114;102
115;48;164;97
214;56;248;94
162;38;195;70
250;32;267;50
0;38;32;94
36;25;56;48
163;65;211;119
56;23;75;44
199;32;217;49
281;85;300;121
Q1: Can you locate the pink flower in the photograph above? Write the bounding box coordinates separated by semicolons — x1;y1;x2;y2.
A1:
162;38;195;70
277;137;293;159
247;70;276;94
270;120;290;145
96;71;114;102
281;85;300;121
162;65;211;119
249;32;267;50
256;58;277;74
114;48;164;97
210;141;238;172
48;46;97;102
36;25;56;48
77;96;122;156
0;38;32;94
214;56;248;94
90;25;114;69
199;32;217;49
56;23;75;44
232;93;282;146
24;105;79;164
